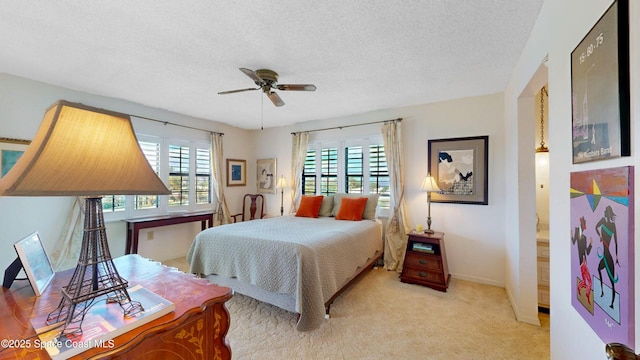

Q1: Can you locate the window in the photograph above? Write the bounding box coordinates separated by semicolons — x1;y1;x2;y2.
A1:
195;148;212;204
169;144;190;206
320;147;338;196
102;195;125;213
345;145;363;193
302;149;316;194
368;144;390;210
135;141;161;210
303;138;390;214
102;135;213;220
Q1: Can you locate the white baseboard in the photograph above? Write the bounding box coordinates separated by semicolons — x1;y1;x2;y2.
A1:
504;282;542;326
451;272;504;288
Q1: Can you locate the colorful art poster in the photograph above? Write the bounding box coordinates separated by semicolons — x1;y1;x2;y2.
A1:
570;166;634;344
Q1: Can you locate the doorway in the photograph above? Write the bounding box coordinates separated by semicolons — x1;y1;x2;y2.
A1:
535;84;550;325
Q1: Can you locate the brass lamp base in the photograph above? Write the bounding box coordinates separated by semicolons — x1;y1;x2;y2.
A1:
426;215;435;234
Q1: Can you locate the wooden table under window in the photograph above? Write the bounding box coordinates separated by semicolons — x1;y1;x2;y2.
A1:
0;254;232;360
124;210;215;255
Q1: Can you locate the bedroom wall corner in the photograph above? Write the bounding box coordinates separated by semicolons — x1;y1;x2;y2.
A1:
255;93;508;287
0;73;250;267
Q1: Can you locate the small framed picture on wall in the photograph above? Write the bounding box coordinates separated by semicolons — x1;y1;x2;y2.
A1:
0;137;31;178
257;158;276;194
226;159;246;186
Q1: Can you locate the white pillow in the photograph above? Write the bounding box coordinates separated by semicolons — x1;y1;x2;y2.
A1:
331;193;379;220
318;195;334;217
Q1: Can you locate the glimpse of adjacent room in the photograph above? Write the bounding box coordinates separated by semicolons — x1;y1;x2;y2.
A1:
535;84;550;321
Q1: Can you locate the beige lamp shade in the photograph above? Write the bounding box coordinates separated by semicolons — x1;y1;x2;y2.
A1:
0;100;171;196
421;174;441;193
276;175;287;189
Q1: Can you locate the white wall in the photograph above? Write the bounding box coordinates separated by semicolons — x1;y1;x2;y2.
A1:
253;93;509;286
0;73;252;269
506;0;640;358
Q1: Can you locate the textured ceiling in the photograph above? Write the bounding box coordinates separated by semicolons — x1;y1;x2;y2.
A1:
0;1;543;129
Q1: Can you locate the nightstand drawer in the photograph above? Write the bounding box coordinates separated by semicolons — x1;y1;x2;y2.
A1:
404;253;442;271
402;267;445;284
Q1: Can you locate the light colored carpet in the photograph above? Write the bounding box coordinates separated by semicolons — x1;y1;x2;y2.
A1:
163;257;550;360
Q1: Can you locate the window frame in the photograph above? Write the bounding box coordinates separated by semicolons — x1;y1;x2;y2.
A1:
304;137;390;217
103;135;215;222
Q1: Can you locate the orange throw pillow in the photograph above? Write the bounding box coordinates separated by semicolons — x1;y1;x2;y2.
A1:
335;197;368;221
296;195;324;218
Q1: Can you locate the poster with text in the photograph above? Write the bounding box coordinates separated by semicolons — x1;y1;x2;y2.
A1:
571;0;629;163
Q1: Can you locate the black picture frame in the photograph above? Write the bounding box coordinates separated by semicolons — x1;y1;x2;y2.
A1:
428;136;488;205
571;0;629;163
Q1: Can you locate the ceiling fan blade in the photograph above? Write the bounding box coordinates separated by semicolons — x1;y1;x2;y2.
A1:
218;87;259;95
267;91;285;107
276;84;317;91
239;68;264;85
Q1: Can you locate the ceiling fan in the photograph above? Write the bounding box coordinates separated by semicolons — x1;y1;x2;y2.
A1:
218;68;316;107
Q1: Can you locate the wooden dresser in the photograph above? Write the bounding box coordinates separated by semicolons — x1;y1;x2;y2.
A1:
0;254;232;360
400;231;450;292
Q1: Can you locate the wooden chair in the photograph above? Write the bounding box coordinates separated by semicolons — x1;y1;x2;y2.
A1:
231;194;265;223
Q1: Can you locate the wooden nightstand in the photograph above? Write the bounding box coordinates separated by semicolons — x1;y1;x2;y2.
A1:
400;231;450;292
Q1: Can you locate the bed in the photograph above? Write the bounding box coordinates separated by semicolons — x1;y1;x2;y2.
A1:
186;209;383;331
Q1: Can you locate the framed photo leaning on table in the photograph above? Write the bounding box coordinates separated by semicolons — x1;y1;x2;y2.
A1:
12;232;55;296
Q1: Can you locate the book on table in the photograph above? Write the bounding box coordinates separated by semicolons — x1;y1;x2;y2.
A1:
412;243;434;254
31;285;175;360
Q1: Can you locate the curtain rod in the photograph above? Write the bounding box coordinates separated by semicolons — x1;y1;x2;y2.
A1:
290;118;402;135
131;114;224;136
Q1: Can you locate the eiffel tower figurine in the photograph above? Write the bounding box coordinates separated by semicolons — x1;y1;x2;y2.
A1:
46;197;144;336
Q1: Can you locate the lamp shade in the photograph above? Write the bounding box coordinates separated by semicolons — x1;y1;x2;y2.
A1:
421;175;441;193
276;175;287;189
0;100;171;196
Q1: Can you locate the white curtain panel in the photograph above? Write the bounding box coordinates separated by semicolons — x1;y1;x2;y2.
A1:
290;132;309;213
50;196;85;271
381;121;411;272
211;133;231;225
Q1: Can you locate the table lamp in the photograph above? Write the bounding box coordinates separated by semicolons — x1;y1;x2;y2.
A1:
276;175;287;216
421;174;441;234
0;100;171;336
